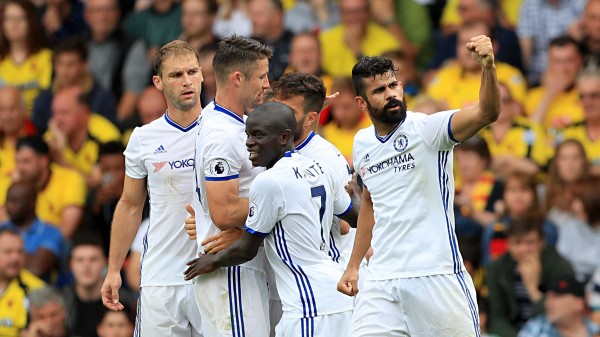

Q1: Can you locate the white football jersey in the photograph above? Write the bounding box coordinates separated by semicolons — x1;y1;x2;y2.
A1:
296;132;352;264
125;113;199;287
353;110;464;280
245;152;354;319
193;101;264;269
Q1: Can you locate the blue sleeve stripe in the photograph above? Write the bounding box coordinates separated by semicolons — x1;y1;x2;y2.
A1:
335;201;353;217
205;174;239;181
244;225;269;237
448;112;460;143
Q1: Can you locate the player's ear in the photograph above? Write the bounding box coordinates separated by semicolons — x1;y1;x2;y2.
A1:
280;129;292;145
152;75;163;91
355;95;368;112
231;71;243;87
305;111;319;128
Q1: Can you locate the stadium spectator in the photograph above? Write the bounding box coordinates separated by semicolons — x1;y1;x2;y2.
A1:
321;76;371;167
517;0;585;85
479;83;550;178
33;38;118;134
518;274;600;337
427;21;526;110
554;177;600;282
124;0;182;63
481;172;558;266
283;0;339;34
381;50;420;105
121;85;167;144
454;136;504;237
589;267;600;325
212;0;252;38
560;69;600;175
525;36;585;133
568;0;600;70
319;0;399;77
1;181;64;278
249;0;294;81
96;307;135;337
487;218;575;337
11;136;86;239
83;0;151;122
0;87;37;180
0;227;45;337
409;94;444;115
39;0;87;44
0;0;52;112
198;45;217;107
21;287;70;337
545;139;591;222
439;0;523;33
179;0;219;52
429;0;523;73
45;87;120;182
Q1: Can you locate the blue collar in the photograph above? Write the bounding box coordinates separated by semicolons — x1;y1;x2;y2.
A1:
164;112;198;132
296;131;315;150
213;101;245;125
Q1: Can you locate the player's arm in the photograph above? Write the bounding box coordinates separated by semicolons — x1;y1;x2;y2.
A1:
450;35;501;142
101;176;147;310
205;179;249;230
337;185;375;296
184;230;264;280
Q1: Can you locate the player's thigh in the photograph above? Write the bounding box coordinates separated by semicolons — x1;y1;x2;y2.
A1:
350;280;409;337
136;285;198;337
193;266;270;337
275;311;351;337
401;273;480;337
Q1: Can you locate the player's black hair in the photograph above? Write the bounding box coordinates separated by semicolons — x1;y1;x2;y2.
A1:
351;56;397;99
213;35;272;85
271;73;326;115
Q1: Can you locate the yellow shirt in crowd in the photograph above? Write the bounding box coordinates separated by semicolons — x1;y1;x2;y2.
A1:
320;22;400;77
427;61;526;109
478;116;552;168
0;270;45;337
561;122;600;166
0;49;53;113
321;115;372;164
524;87;584;132
44;114;121;175
441;0;523;28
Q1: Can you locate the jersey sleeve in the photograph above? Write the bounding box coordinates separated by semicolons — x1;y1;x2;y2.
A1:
244;174;285;236
124;128;148;179
329;167;352;217
203;130;243;181
417;109;460;151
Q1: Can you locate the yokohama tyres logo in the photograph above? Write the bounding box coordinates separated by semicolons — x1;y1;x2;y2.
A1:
152;161;168;173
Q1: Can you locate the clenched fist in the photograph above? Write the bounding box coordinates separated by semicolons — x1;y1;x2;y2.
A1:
466;35;495;68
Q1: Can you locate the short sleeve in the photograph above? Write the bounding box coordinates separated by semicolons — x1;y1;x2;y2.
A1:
203;131;243;181
124;128;147;179
417;109;460;150
244;174;285;236
330;170;352;217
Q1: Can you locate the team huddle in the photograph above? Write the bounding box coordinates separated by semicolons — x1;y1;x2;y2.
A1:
100;33;500;337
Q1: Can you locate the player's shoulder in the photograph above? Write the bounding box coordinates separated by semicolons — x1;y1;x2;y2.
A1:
354;124;375;142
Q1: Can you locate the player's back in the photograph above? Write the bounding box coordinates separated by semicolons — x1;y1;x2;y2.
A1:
125;113;199;287
297;132;352;264
247;152;353;318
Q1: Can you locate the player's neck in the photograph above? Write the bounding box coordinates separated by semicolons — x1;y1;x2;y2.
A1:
166;105;201;127
294;130;314;147
215;90;245;118
373;120;401;138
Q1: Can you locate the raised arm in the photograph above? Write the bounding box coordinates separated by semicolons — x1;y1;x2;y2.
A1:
450;35;501;142
101;176;147;310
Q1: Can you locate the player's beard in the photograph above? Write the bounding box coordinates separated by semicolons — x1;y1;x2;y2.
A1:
367;96;407;125
294;115;306;143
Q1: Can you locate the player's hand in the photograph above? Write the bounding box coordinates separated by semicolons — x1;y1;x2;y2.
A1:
345;172;362;200
184;254;217;281
185;204;197;240
202;227;243;254
466;35;495;68
101;271;125;311
337;267;359;297
322;91;339;111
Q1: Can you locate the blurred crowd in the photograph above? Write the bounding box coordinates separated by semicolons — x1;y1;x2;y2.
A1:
0;0;599;336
